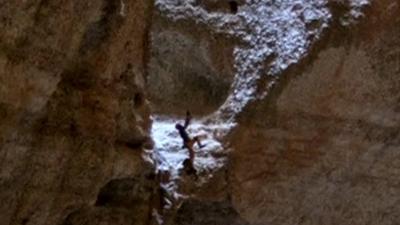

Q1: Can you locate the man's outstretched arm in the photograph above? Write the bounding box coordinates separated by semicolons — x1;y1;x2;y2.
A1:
183;110;191;129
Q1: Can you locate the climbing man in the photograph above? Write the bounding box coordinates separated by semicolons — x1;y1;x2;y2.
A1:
175;111;205;174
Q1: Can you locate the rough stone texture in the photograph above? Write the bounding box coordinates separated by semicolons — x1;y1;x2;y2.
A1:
2;0;400;225
229;1;400;224
174;200;249;225
0;0;155;225
63;177;156;225
162;167;248;225
194;0;245;14
147;13;236;115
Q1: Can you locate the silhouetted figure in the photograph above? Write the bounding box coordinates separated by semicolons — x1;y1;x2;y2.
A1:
175;111;205;173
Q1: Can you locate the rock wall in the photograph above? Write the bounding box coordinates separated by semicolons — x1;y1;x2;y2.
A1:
2;0;400;225
148;1;400;225
0;1;155;225
147;13;236;115
229;1;400;224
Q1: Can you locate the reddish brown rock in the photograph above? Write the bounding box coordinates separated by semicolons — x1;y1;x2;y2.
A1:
229;1;400;224
0;1;155;225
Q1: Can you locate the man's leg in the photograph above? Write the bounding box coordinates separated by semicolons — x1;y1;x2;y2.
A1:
183;141;197;176
193;136;205;148
187;145;195;166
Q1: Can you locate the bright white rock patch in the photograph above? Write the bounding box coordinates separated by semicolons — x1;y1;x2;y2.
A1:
156;0;332;120
155;0;370;121
146;117;235;198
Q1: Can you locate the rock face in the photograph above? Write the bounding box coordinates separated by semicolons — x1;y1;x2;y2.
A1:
149;0;400;225
229;1;400;225
174;200;249;225
2;0;400;225
0;1;155;225
147;6;236;115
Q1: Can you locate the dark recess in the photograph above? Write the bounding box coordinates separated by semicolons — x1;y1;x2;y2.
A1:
229;1;238;14
134;92;145;108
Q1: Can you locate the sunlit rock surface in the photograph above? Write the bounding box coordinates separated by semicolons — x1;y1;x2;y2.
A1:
147;0;400;225
155;0;331;119
147;117;234;221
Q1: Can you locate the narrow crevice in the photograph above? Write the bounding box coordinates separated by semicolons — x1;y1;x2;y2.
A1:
143;0;156;85
228;1;238;14
79;0;122;54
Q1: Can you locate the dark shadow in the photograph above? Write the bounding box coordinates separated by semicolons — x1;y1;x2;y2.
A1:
229;1;238;14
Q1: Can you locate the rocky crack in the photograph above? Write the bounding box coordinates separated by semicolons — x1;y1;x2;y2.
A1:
144;116;234;224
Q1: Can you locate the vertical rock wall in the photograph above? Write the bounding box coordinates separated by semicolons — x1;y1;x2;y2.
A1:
229;1;400;224
0;1;154;225
2;0;400;225
148;0;400;225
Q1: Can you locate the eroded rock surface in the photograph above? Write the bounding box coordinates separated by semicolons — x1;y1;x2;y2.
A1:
229;1;400;224
150;0;400;225
2;0;400;225
174;200;248;225
147;14;235;115
0;0;154;225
